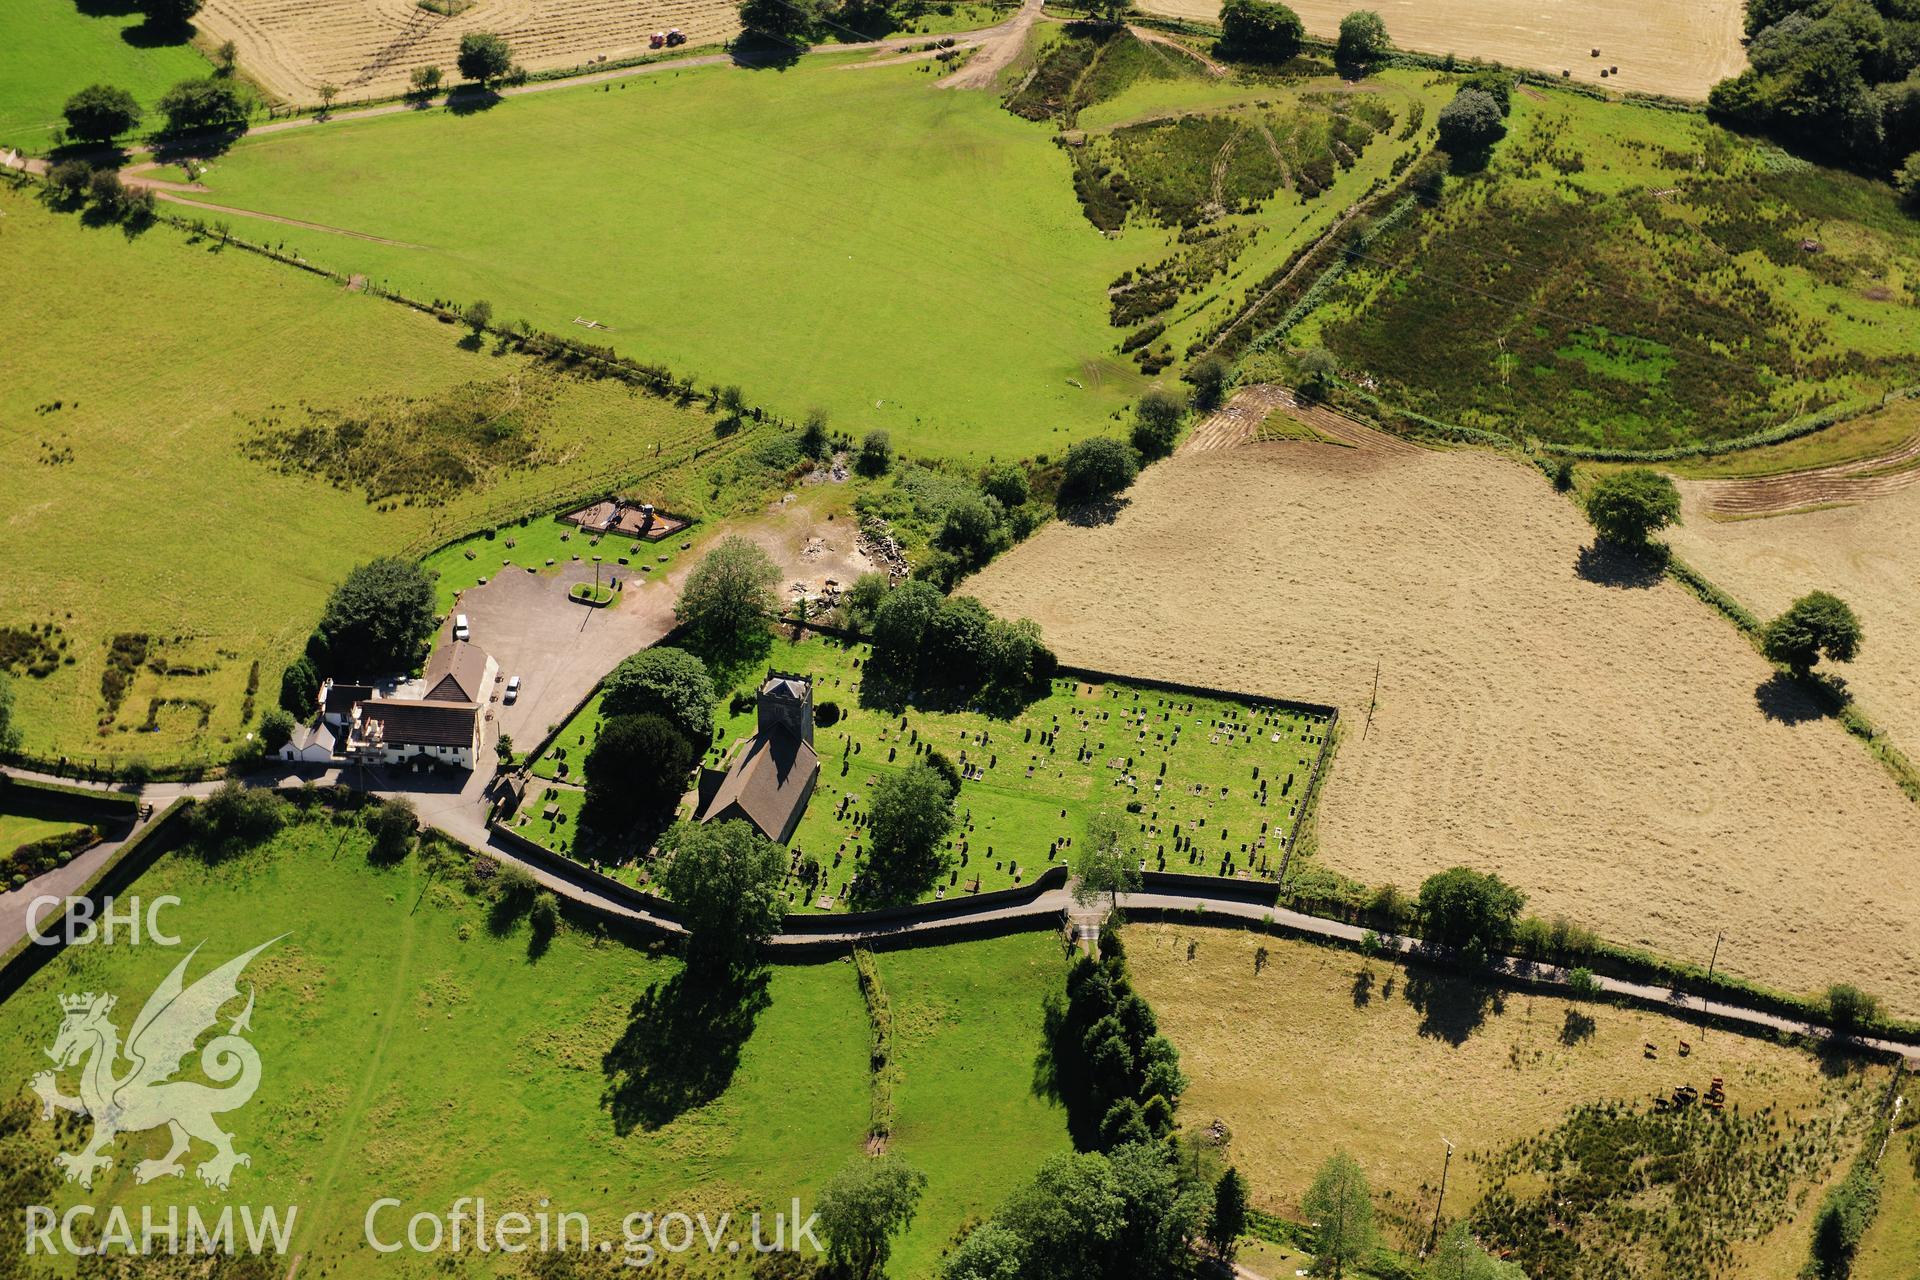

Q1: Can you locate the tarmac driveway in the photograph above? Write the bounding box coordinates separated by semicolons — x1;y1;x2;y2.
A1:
450;561;677;752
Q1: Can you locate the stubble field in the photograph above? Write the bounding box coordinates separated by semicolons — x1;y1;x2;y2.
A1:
196;0;741;106
1132;0;1747;98
969;438;1920;1015
1666;477;1920;757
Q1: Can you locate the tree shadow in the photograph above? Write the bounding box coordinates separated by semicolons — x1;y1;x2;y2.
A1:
601;966;772;1133
1402;968;1503;1046
445;86;502;116
1559;1008;1596;1046
122;17;195;48
1058;495;1131;528
1753;671;1831;725
1351;966;1374;1008
730;34;807;70
1574;540;1666;589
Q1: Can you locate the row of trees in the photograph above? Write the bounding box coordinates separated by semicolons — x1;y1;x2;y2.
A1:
867;581;1058;706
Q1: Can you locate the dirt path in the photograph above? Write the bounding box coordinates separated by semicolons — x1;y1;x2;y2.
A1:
1684;433;1920;518
939;0;1045;91
1128;23;1227;76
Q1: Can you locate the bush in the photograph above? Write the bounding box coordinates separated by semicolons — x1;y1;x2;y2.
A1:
857;430;893;477
87;168;125;214
187;783;287;856
365;796;418;863
279;654;319;716
62;85;141;145
258;707;295;751
1186;354;1229;410
935;493;1010;570
1824;983;1882;1038
979;462;1030;509
1584;467;1680;546
1057;437;1140;507
47;160;94;201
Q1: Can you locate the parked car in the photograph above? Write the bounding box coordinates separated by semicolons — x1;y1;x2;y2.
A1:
505;675;521;703
454;613;470;642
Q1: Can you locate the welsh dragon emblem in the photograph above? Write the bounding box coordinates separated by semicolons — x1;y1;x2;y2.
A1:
30;938;280;1190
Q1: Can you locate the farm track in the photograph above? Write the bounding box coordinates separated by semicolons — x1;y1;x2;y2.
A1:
1180;382;1417;454
1126;23;1226;76
938;0;1044;91
1691;433;1920;518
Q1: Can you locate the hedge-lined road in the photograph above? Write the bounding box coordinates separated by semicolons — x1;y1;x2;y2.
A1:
4;765;1915;1064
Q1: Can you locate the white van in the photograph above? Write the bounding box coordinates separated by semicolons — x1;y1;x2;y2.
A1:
504;676;521;703
454;614;470;642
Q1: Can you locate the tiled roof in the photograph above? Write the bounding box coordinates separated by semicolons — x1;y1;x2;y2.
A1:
358;699;476;749
699;729;818;842
423;641;489;704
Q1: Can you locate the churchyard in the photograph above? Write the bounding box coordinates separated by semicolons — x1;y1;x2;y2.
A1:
519;633;1332;906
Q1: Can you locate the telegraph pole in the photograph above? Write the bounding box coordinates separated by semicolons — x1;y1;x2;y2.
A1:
1426;1137;1455;1256
1700;931;1724;1035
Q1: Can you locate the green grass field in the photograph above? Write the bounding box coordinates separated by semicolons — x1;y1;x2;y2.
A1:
0;187;741;768
872;933;1070;1276
527;632;1331;906
0;0;208;149
138;53;1443;461
155;56;1149;460
1282;87;1920;452
0;813;1076;1274
0;810;85;858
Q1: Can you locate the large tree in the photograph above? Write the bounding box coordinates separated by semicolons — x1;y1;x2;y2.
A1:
738;0;823;46
675;535;779;656
862;759;956;904
1302;1151;1376;1279
939;1223;1026;1280
1336;10;1390;66
1074;808;1142;910
1583;466;1681;546
814;1154;927;1280
1219;0;1305;61
599;646;717;746
659;818;788;971
1057;437;1140;508
1762;590;1863;677
583;713;696;831
1417;865;1525;961
1436;87;1506;154
869;578;945;683
62;85;141;145
318;558;437;678
155;77;248;134
144;0;203;27
1130;390;1186;460
457;32;513;86
1206;1166;1249;1261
